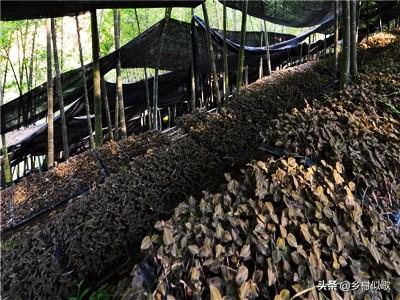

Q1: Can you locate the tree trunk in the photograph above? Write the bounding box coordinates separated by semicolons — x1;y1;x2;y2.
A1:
27;22;38;91
153;8;172;130
0;71;12;185
223;0;229;104
334;0;339;74
101;77;114;141
51;18;69;160
263;21;272;75
114;9;127;140
75;16;95;147
202;3;222;112
134;8;152;129
46;19;54;168
350;0;358;77
236;0;249;94
91;10;103;146
340;0;351;89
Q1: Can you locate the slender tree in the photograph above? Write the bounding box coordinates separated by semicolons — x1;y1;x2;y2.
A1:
236;0;249;94
202;3;222;112
27;21;38;91
134;8;152;128
334;0;340;74
263;21;272;75
114;9;127;140
46;19;54;168
350;0;358;77
101;77;114;141
0;74;12;185
340;0;351;88
91;10;103;146
223;0;229;104
153;8;172;130
51;18;69;160
75;16;95;147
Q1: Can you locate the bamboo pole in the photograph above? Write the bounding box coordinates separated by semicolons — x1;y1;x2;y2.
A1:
334;0;340;74
101;78;114;141
223;1;229;104
340;0;351;88
236;0;249;94
350;0;358;77
202;3;222;112
262;21;272;75
1;49;12;186
114;9;127;140
51;18;69;160
75;16;95;147
46;19;54;168
91;10;103;146
153;8;172;130
134;8;152;129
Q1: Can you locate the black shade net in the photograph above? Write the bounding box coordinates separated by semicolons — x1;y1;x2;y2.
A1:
219;0;335;28
2;0;397;168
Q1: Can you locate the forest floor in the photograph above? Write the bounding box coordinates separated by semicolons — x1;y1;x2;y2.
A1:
1;30;399;300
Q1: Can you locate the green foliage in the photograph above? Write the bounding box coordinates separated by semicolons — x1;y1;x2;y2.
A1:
69;282;114;300
68;281;90;300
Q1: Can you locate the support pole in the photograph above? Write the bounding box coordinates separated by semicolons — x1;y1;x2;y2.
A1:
46;19;54;169
236;0;249;94
101;78;114;141
262;21;272;75
340;0;351;88
350;0;358;77
51;18;69;160
223;1;229;105
202;3;222;112
91;10;103;146
334;0;340;74
114;9;127;140
134;8;152;129
153;8;172;130
75;16;95;147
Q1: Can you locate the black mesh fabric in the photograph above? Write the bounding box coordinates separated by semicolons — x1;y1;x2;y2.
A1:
219;0;335;28
0;18;301;134
2;0;398;166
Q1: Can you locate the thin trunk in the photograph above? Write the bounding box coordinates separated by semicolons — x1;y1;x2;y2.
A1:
101;78;114;141
0;75;12;185
202;3;222;112
190;8;196;112
75;16;95;147
51;18;69;160
340;0;351;88
28;22;38;91
236;0;249;94
46;19;54;168
259;23;263;79
263;21;272;75
114;9;127;140
350;0;358;77
334;0;339;74
223;1;229;104
91;10;103;146
60;19;64;71
134;8;152;129
3;43;23;96
153;8;172;130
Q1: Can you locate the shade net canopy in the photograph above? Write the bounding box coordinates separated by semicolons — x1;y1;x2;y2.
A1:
2;0;397;167
0;0;204;21
219;0;335;28
0;17;297;135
